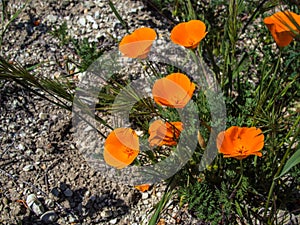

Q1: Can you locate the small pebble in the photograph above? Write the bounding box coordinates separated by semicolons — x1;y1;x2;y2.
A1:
26;194;45;216
86;15;95;23
141;192;148;200
50;188;60;197
18;143;25;151
109;218;118;224
101;209;112;218
46;14;57;23
40;211;58;223
39;112;47;120
23;164;34;172
64;188;73;197
45;199;55;208
94;11;100;19
92;22;98;30
68;214;78;223
78;17;86;26
59;183;68;191
2;197;8;205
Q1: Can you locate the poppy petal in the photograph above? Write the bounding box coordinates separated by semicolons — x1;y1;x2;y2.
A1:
185;20;208;48
152;73;195;108
135;184;150;192
170;23;190;46
240;127;264;154
217;126;265;160
217;126;238;155
119;27;157;59
170;20;207;49
148;120;183;147
119;40;155;59
272;11;300;31
134;27;157;40
104;128;139;169
264;11;300;47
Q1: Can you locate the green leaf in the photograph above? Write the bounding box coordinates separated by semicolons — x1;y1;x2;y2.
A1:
235;200;243;218
276;148;300;179
148;184;174;225
108;0;128;33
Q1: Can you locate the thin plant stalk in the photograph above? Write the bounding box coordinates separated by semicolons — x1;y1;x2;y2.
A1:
263;116;300;222
0;0;31;51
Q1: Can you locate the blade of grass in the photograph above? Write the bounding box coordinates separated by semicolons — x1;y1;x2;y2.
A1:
1;0;9;21
148;179;175;225
0;0;31;50
240;0;269;34
186;0;196;20
276;147;300;179
108;0;129;33
0;56;111;137
264;116;300;221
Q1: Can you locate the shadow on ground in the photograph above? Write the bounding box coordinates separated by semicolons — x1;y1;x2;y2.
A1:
20;182;134;224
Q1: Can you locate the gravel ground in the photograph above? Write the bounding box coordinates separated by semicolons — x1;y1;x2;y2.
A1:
0;0;201;224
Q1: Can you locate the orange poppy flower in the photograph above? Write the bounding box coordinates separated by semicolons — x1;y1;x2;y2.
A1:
119;27;157;59
148;119;184;147
264;11;300;47
216;126;264;160
134;184;150;192
152;73;195;108
170;20;207;49
104;128;139;169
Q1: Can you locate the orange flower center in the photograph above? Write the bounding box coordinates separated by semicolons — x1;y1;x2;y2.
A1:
124;147;135;158
235;136;249;156
237;145;248;154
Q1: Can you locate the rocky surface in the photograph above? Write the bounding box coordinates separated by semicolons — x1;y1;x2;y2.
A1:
0;0;200;224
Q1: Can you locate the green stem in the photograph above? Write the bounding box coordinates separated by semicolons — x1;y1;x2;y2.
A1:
108;0;129;33
148;177;175;225
234;160;244;189
229;160;244;200
263;50;282;111
0;0;31;51
240;0;269;34
263;116;300;221
191;48;209;88
253;50;282;127
145;60;159;77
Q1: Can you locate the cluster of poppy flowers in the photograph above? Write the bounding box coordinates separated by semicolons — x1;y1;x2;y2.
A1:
103;72;194;169
104;20;205;170
101;10;300;180
119;20;208;59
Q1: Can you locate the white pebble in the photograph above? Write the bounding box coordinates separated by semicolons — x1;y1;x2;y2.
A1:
86;15;95;23
92;22;98;30
141;192;148;199
46;14;57;23
109;218;118;224
39;112;47;120
78;17;86;27
23;164;34;172
18;143;25;151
